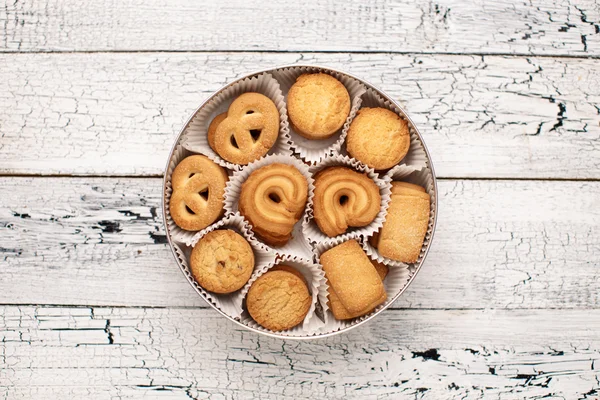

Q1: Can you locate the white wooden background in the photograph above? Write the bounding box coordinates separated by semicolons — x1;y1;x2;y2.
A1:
1;0;600;398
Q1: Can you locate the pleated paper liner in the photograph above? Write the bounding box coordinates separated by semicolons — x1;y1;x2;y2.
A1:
223;153;315;260
313;237;411;334
182;72;292;171
172;213;277;319
165;144;235;246
302;154;392;246
356;88;429;170
239;255;328;335
271;66;367;165
363;164;437;270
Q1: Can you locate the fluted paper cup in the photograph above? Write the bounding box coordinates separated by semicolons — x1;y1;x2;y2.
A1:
182;73;292;170
224;154;315;259
239;255;328;335
302;154;392;246
272;66;367;165
173;213;276;318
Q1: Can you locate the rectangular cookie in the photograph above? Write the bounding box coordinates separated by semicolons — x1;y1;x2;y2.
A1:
377;181;430;263
320;240;386;319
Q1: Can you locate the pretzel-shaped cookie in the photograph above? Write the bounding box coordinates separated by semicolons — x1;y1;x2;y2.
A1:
211;92;280;165
239;163;308;246
169;155;228;231
312;167;381;237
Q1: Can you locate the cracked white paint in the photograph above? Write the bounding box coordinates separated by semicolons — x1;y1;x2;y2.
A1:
0;0;599;54
0;53;599;178
1;1;599;397
0;306;599;399
0;177;598;310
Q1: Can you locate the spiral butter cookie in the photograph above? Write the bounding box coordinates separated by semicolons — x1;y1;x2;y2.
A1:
239;163;308;247
190;229;254;293
287;73;351;139
346;107;410;170
247;270;311;331
170;155;228;231
312;167;381;237
213;92;280;165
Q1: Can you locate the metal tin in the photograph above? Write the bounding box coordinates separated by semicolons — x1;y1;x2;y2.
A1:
162;65;439;339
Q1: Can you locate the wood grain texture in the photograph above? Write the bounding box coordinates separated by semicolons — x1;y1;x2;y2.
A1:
1;52;599;178
1;306;599;399
1;177;598;309
1;0;599;56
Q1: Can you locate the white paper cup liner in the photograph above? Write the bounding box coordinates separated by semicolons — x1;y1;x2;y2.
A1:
239;255;328;335
357;88;428;170
172;214;277;318
224;154;315;259
302;154;392;246
313;237;411;334
165;144;233;246
271;66;367;165
182;73;292;170
364;164;437;270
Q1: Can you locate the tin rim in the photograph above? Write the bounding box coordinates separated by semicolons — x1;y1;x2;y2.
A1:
162;64;439;340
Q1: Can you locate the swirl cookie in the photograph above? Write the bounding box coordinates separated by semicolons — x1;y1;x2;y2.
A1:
287;73;351;139
320;240;387;320
247;269;311;331
371;181;430;263
170;155;228;231
239;163;308;247
212;93;280;165
312;167;381;237
190;229;254;294
346;107;410;170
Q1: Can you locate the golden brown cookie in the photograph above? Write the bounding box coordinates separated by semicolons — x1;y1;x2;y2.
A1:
287;73;351;139
247;270;311;331
327;257;388;320
371;181;430;263
213;92;279;165
170;155;228;231
207;112;227;153
372;259;389;281
346;107;410;170
190;229;254;294
320;240;386;320
312;167;381;237
239;163;308;246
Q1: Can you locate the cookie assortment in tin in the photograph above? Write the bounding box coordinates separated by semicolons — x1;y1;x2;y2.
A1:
163;65;438;339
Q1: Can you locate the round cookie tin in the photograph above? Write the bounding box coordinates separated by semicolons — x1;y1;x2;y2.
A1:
163;65;438;339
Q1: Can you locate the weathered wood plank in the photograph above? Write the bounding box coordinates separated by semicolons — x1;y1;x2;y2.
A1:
1;53;599;179
1;0;599;56
1;306;599;399
1;177;598;309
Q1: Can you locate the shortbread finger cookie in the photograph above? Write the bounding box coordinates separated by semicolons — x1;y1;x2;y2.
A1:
346;107;410;170
373;181;430;263
212;92;279;165
190;229;254;294
327;257;388;320
287;73;351;139
170;155;228;231
247;270;311;331
320;240;386;320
